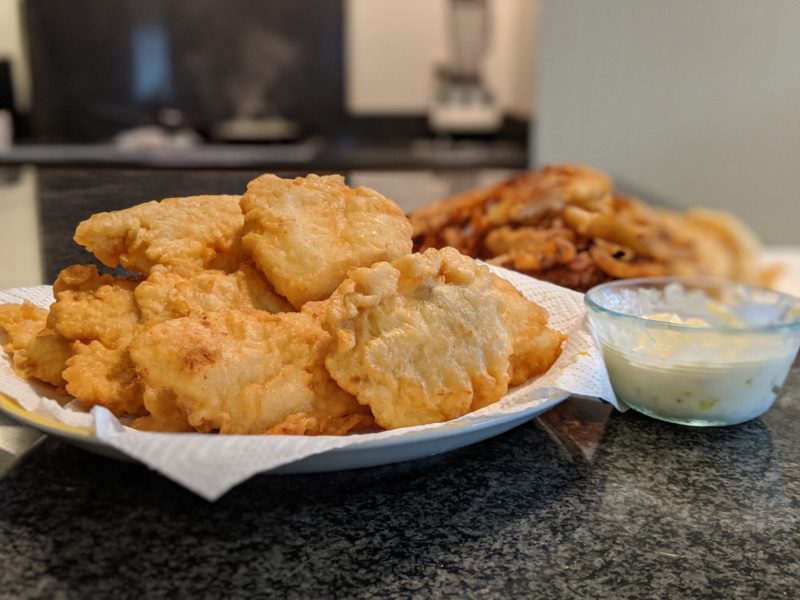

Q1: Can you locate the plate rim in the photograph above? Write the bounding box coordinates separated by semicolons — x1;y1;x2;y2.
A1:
0;392;93;440
0;389;569;454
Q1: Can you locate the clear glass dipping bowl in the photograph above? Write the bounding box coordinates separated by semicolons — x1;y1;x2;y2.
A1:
585;277;800;426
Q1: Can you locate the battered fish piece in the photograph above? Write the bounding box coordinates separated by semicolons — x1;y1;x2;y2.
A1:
323;247;512;429
74;194;243;275
0;302;47;350
135;264;292;324
48;265;144;416
300;299;329;324
0;302;71;387
66;341;141;412
130;309;371;434
491;276;565;387
241;174;413;308
50;266;140;348
265;412;375;436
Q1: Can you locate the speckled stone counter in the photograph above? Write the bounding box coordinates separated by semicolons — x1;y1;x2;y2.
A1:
2;365;799;599
1;168;799;598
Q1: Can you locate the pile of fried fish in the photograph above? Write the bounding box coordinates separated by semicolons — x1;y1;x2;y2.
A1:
0;174;565;435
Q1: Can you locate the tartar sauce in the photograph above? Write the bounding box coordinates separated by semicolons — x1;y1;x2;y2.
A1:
588;281;800;426
603;344;794;425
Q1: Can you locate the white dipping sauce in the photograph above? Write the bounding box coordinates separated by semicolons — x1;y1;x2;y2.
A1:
603;344;795;425
588;282;800;425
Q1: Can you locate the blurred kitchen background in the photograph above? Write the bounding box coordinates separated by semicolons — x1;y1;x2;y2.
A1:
0;0;798;242
0;0;535;170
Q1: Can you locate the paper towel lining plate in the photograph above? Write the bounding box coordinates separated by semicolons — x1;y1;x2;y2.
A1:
0;390;569;473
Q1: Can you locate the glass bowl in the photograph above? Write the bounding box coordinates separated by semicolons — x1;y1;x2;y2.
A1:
585;277;800;426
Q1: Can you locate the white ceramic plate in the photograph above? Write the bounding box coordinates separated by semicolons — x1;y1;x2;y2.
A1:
0;391;569;473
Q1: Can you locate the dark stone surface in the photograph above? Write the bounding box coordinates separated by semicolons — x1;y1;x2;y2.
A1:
2;364;798;599
1;168;799;598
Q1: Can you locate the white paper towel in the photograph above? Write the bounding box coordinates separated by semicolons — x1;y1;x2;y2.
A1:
0;265;619;500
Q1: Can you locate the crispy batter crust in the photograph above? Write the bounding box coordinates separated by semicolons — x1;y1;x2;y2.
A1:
323;248;512;429
130;309;370;434
50;265;144;416
135;264;292;324
491;276;565;387
0;302;71;387
74;195;243;274
241;174;413;308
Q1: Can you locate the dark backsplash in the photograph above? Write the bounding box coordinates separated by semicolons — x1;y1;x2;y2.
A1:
24;0;345;142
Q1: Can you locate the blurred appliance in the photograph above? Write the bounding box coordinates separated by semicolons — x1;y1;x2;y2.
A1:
24;0;344;142
345;0;535;126
428;0;502;134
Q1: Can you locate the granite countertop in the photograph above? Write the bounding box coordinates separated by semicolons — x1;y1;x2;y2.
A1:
1;168;799;598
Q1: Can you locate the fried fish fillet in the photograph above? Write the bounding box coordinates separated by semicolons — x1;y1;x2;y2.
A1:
491;276;565;387
74;194;243;274
323;247;511;429
0;302;71;387
0;302;47;349
48;265;144;416
130;309;372;434
135;264;292;324
241;174;413;308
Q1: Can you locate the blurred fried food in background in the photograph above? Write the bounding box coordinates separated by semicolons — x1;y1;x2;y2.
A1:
410;164;768;292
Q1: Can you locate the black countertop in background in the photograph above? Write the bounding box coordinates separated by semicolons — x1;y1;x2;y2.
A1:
0;139;528;171
1;168;799;598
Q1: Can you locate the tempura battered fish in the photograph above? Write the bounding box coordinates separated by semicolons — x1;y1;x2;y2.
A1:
0;302;71;387
130;309;371;434
491;276;565;387
241;174;413;308
135;264;292;323
74;194;243;274
2;170;573;437
48;265;144;415
49;266;140;348
323;247;511;429
0;302;47;350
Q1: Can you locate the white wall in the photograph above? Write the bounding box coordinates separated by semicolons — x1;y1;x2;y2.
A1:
0;168;43;287
346;0;538;118
0;0;29;110
535;0;800;244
